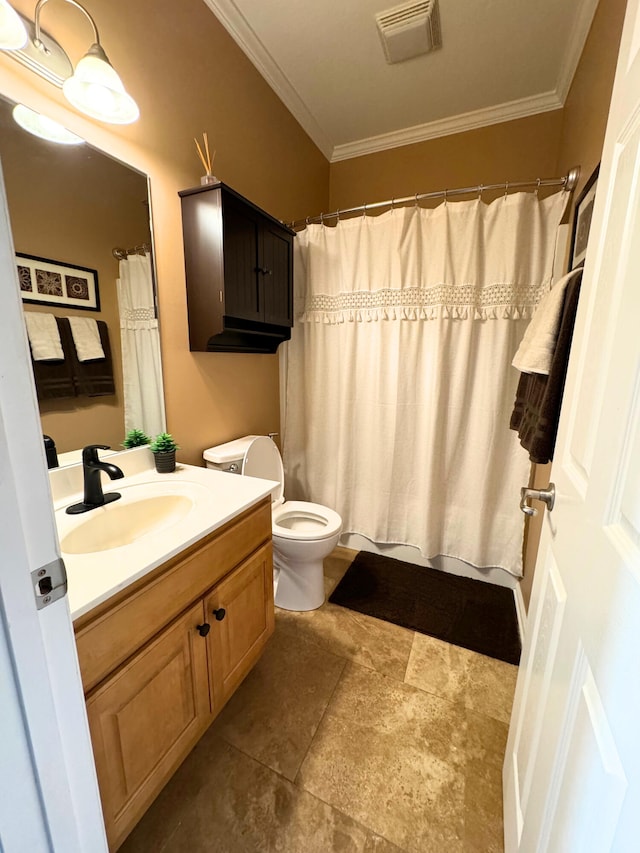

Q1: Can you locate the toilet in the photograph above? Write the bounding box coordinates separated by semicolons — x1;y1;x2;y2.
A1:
203;436;342;611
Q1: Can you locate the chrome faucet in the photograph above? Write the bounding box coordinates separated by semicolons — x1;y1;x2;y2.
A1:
66;445;125;515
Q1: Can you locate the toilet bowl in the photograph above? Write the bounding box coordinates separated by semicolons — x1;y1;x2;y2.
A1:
203;436;341;611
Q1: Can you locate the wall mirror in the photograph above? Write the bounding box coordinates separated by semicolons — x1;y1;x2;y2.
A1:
0;95;165;465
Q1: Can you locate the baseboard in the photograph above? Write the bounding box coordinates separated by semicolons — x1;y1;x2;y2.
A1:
513;582;528;646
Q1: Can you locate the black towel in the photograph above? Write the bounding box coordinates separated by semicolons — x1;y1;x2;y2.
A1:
69;319;116;397
510;271;582;464
31;317;76;400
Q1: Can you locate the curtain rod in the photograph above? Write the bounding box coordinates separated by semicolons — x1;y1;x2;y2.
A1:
289;166;581;230
112;242;152;260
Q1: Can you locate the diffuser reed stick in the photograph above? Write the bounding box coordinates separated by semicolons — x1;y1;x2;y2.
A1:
195;132;217;185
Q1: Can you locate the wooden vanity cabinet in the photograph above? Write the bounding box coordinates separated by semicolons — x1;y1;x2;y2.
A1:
206;544;274;711
85;602;211;847
179;182;295;353
74;500;274;851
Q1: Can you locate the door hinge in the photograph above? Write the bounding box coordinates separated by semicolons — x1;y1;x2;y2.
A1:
31;557;68;610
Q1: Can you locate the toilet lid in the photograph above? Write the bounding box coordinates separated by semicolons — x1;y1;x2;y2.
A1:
242;436;284;504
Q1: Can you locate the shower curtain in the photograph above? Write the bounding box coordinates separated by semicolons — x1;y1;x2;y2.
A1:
283;191;567;576
116;253;166;437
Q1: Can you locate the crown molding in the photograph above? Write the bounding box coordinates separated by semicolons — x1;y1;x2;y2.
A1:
202;0;334;159
330;91;564;162
555;0;600;103
204;0;593;165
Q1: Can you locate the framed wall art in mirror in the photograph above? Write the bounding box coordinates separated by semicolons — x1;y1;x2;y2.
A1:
18;252;99;310
569;165;599;270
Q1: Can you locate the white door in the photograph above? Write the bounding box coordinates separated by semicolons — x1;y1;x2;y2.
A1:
0;166;107;849
504;1;640;850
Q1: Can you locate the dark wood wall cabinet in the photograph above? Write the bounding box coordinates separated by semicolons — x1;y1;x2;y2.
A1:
179;182;295;353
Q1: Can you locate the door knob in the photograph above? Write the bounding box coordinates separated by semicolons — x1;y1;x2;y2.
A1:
520;483;555;517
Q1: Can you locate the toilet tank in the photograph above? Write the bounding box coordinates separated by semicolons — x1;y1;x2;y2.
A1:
203;435;258;473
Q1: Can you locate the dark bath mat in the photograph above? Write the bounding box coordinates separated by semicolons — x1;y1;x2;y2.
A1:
329;551;521;665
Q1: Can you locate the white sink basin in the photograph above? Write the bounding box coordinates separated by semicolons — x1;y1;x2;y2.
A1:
60;492;194;555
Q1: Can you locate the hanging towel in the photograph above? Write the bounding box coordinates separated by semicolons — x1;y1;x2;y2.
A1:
510;270;582;463
70;320;115;396
24;312;64;361
512;267;583;375
68;316;105;361
31;317;76;400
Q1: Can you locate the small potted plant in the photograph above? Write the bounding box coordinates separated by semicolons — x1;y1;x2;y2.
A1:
122;428;151;449
150;432;179;473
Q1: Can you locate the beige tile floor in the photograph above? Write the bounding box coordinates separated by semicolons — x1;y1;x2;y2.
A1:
121;546;518;853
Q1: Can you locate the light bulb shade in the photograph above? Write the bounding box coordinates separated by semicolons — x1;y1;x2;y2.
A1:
62;44;139;125
12;104;84;145
0;0;27;49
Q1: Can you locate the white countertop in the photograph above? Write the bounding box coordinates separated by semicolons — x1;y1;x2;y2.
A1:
51;452;275;621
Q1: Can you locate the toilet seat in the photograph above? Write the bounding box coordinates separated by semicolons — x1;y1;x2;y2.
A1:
272;500;342;541
242;438;341;542
242;436;285;506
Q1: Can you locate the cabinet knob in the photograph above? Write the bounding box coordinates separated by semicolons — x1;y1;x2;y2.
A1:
212;607;226;621
196;622;211;637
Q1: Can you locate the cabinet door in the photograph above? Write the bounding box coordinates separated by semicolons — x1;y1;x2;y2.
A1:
261;221;293;327
222;197;261;322
205;543;274;712
86;602;212;850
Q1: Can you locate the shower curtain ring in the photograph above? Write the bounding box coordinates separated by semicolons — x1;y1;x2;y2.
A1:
415;193;419;208
478;184;484;200
362;203;367;218
504;181;509;200
535;178;541;197
444;189;448;205
336;208;341;222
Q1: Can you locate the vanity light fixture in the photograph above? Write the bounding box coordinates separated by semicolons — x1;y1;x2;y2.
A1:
12;103;84;144
0;0;139;124
0;0;27;48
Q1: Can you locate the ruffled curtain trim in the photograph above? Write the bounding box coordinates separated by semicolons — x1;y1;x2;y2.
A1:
299;283;544;324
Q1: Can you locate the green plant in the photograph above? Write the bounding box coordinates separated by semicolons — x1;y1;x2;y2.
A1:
149;432;179;454
122;428;151;449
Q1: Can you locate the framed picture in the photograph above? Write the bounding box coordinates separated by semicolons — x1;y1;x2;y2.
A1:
17;253;100;311
569;165;599;270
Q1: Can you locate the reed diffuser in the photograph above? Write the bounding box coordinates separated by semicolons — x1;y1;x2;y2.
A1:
195;132;218;185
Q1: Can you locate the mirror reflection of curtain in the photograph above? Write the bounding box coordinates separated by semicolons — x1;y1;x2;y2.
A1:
116;253;166;437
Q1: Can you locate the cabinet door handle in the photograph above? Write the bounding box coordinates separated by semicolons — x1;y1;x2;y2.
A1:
212;607;226;621
263;268;273;276
196;622;211;637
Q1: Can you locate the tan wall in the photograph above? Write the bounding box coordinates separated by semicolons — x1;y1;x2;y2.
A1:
0;0;329;465
519;0;628;611
557;0;629;198
329;111;564;212
0;103;150;453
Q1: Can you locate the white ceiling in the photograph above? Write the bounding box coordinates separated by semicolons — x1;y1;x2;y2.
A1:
203;0;600;162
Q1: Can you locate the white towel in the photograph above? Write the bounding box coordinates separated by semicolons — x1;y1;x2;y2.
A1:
68;317;105;361
512;268;583;375
24;312;64;361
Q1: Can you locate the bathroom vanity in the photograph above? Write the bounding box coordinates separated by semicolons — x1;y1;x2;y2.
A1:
53;451;276;850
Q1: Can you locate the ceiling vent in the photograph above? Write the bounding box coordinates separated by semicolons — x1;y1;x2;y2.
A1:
375;0;442;65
